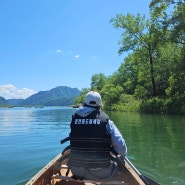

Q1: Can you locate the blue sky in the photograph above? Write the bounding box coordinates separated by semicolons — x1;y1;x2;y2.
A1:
0;0;151;99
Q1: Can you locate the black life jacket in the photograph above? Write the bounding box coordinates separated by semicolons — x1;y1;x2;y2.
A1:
69;109;111;168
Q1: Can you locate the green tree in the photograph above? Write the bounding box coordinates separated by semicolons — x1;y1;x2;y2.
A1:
101;84;123;108
116;53;141;95
150;0;185;113
74;88;90;105
74;0;185;113
110;12;169;97
91;73;107;91
150;0;185;44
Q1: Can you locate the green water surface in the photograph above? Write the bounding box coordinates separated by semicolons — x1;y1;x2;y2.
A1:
0;107;184;185
107;111;185;185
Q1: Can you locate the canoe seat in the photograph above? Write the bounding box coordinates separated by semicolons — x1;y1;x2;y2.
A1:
51;175;85;185
52;175;126;185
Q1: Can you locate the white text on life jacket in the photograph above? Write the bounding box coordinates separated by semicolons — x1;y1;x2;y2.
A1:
75;119;101;124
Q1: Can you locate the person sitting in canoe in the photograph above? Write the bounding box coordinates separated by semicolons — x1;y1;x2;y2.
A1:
68;91;127;181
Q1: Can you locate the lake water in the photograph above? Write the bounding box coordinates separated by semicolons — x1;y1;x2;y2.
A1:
0;107;185;185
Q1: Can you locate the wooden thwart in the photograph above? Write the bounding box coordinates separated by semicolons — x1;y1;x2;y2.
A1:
52;175;127;185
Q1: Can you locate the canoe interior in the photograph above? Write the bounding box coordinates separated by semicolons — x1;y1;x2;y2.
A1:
26;149;145;185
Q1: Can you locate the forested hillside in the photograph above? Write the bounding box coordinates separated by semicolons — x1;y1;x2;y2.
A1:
0;97;9;106
20;86;80;106
0;86;80;107
75;0;185;114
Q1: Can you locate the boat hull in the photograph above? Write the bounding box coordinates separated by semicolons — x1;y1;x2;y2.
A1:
26;148;147;185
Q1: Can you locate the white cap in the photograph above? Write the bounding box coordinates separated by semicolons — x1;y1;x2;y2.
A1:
85;91;102;107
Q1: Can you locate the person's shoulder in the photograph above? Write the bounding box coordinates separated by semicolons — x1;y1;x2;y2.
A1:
99;110;109;119
72;112;78;118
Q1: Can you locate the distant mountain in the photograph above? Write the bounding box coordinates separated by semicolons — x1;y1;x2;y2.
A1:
18;86;81;106
8;99;24;106
0;97;9;106
0;86;81;107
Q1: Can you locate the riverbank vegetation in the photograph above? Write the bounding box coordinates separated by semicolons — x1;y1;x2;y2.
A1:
75;0;185;114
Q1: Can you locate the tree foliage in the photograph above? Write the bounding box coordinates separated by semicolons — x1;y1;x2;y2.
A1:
76;0;185;114
74;88;90;105
91;73;108;91
110;13;163;97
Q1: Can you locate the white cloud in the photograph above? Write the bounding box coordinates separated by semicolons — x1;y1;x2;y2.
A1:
0;84;37;99
75;54;80;58
56;49;62;53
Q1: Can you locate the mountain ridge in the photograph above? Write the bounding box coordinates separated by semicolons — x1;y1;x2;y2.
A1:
0;86;81;107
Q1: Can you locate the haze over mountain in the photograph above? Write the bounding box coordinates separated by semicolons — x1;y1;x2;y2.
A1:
0;86;80;107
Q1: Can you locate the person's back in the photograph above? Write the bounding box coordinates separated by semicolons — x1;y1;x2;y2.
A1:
68;91;127;180
69;108;111;169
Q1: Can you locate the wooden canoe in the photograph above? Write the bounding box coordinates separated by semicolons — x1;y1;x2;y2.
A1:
25;147;159;185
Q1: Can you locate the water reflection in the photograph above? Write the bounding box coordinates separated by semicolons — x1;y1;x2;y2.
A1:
106;111;185;185
0;108;35;136
33;107;76;134
0;108;184;185
0;107;76;136
0;107;76;185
